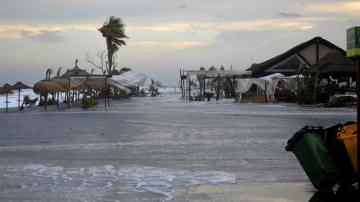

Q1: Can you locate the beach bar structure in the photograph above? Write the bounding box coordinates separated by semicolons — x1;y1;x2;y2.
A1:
33;60;134;111
179;69;251;100
33;74;130;111
247;37;346;77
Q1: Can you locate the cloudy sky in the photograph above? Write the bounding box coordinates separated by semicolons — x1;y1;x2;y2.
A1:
0;0;359;85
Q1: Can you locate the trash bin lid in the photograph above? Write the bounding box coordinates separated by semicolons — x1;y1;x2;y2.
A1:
285;126;324;151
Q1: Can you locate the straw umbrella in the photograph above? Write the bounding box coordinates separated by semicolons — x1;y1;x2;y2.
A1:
2;83;12;112
12;81;31;110
33;79;66;111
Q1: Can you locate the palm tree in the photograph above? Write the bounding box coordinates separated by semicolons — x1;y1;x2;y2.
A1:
45;68;53;79
98;16;128;74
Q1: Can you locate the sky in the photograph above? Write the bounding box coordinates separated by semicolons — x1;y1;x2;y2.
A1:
0;0;359;85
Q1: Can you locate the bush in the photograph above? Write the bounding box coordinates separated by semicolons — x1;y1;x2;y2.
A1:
81;97;97;109
23;95;30;105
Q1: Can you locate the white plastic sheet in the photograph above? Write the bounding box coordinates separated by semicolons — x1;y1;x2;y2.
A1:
106;78;131;94
236;73;301;102
111;71;147;87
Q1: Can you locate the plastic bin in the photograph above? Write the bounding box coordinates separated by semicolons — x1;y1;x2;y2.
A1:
324;124;356;185
337;123;358;175
286;126;338;190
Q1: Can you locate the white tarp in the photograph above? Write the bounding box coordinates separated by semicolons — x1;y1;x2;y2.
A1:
111;71;147;87
236;73;301;102
106;78;131;94
70;76;132;94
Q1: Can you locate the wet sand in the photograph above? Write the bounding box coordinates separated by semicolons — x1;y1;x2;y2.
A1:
175;182;313;202
0;92;356;201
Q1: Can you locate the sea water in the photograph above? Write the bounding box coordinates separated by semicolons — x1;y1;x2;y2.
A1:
0;91;356;201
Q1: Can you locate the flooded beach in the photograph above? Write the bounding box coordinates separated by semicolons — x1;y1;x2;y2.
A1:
0;91;356;201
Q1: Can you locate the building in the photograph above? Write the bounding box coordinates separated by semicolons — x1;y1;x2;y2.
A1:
247;37;346;77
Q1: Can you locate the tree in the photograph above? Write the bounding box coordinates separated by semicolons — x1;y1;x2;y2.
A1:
85;51;107;74
98;16;128;74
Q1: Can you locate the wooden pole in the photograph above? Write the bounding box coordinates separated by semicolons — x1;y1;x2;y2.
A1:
104;77;107;110
264;83;268;103
44;94;47;112
18;89;21;110
108;87;110;107
56;92;59;110
5;93;8;113
188;74;191;100
180;69;183;99
68;78;71;109
203;77;206;97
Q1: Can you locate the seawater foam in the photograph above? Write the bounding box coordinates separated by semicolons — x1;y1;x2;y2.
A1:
0;138;284;152
0;164;236;201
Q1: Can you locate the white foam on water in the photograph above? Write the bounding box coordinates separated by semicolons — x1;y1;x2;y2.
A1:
0;138;285;152
0;164;236;201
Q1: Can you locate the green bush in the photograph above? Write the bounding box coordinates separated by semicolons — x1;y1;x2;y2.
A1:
23;95;30;105
81;97;97;109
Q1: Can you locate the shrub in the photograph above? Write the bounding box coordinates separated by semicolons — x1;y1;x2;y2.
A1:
81;97;97;109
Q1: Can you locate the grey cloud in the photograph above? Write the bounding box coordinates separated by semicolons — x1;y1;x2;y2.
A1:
178;5;187;9
22;30;65;43
278;12;301;17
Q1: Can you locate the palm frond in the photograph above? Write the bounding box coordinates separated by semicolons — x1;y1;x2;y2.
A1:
45;68;53;79
56;67;63;77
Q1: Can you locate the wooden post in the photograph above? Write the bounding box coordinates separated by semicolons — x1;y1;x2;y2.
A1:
5;92;8;113
179;69;183;100
56;92;59;110
104;77;107;110
107;86;110;107
264;83;268;103
188;74;191;100
68;78;71;109
44;94;47;112
17;89;21;110
182;70;186;100
203;77;206;97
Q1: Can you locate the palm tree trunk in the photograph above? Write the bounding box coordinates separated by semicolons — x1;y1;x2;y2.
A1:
107;38;112;74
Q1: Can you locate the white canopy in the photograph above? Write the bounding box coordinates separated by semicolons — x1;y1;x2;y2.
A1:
236;73;301;102
111;71;147;87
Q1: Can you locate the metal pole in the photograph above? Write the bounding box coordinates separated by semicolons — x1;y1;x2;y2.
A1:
357;57;360;190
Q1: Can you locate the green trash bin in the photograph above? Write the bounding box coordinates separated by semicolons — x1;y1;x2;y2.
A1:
286;126;338;191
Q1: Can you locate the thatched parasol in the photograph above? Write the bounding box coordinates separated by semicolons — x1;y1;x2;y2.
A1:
52;77;70;90
33;79;66;94
84;78;107;89
2;83;12;93
12;81;32;110
62;60;90;78
1;83;12;112
12;81;31;90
